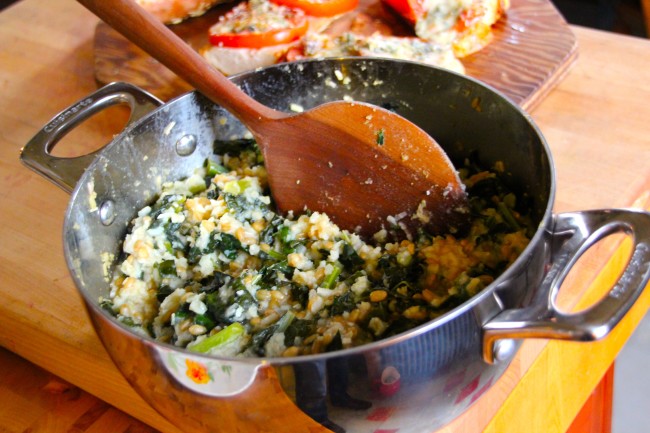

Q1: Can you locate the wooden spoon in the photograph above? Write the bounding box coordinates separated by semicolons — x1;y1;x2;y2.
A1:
77;0;469;237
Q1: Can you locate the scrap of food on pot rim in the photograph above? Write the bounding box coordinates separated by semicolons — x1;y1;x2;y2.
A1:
101;139;533;358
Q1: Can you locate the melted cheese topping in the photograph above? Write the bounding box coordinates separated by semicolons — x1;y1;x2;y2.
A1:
299;32;465;74
210;0;299;34
415;0;509;57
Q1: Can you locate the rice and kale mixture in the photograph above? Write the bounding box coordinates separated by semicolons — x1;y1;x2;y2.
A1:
103;139;533;358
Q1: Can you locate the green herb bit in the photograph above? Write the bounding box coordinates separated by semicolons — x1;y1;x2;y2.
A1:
497;201;521;231
99;298;115;314
189;182;207;194
277;225;292;243
321;264;343;289
223;178;252;195
119;316;137;327
158;259;177;277
265;249;286;261
205;158;228;176
376;129;385;145
188;322;246;353
195;314;216;331
275;311;296;333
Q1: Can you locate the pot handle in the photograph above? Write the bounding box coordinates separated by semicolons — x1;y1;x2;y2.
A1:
483;209;650;364
20;82;163;193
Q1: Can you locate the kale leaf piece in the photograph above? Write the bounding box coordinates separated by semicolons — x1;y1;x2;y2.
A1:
214;138;257;155
284;319;316;347
330;291;357;317
206;232;244;260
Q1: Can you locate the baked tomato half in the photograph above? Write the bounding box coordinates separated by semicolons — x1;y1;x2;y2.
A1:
380;0;423;23
208;0;308;48
270;0;358;17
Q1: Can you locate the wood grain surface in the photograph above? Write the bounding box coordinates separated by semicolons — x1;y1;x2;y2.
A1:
0;348;157;433
94;0;577;107
1;0;649;432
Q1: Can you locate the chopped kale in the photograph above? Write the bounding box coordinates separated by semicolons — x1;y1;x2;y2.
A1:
366;301;389;322
224;273;259;314
99;298;114;314
158;259;177;277
330;291;357;316
224;192;269;222
157;284;174;302
204;275;258;325
206;232;243;260
290;285;310;309
214;137;257;155
171;304;191;325
186;245;203;265
119;316;137;327
325;331;343;352
259;215;284;245
284;319;316;346
250;327;276;356
259;260;292;288
378;254;421;289
277;225;291;243
384;316;420;337
199;271;231;293
233;289;256;311
194;313;217;331
339;243;364;269
281;239;305;256
250;312;296;356
205;292;229;324
149;194;184;222
206;188;219;200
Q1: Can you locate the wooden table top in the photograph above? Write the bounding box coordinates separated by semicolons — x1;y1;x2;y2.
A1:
0;0;649;432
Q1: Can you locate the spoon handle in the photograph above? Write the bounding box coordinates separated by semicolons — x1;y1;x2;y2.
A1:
77;0;282;128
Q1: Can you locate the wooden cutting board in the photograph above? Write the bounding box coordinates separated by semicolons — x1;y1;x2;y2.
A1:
93;0;577;108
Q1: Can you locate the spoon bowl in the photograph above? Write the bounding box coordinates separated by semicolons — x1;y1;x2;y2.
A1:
262;100;468;236
77;0;468;236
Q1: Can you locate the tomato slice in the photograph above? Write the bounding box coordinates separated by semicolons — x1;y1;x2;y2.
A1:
380;0;423;24
209;1;309;48
270;0;359;17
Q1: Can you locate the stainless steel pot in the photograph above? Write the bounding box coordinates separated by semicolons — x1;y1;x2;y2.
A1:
21;58;650;433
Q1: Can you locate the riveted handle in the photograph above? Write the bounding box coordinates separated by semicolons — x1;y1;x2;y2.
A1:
20;82;162;192
483;209;650;364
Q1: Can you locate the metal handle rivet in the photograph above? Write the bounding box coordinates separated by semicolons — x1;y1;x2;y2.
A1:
99;200;116;226
175;134;197;156
493;339;516;363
